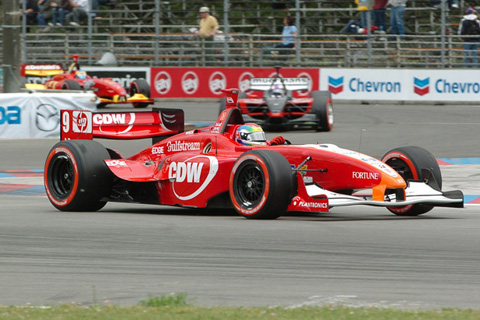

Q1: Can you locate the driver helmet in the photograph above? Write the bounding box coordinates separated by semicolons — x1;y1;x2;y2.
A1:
235;123;267;147
271;83;284;97
75;70;87;79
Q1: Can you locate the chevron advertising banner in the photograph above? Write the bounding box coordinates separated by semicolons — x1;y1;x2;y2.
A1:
0;92;97;139
320;68;480;102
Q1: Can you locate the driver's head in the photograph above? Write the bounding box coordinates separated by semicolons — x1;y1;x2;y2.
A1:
235;123;267;147
75;70;87;79
271;83;284;97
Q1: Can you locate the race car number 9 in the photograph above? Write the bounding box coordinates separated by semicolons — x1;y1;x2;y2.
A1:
62;111;70;134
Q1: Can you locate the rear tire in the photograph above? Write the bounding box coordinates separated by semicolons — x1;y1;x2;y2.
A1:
61;80;82;90
229;150;293;219
382;146;442;216
130;78;151;108
44;140;113;211
311;91;333;132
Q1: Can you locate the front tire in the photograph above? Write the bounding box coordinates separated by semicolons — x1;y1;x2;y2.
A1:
382;146;442;216
311;91;333;132
229;150;293;219
44;140;113;211
129;78;151;108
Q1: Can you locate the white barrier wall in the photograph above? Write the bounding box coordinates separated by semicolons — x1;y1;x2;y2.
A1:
320;68;480;102
0;92;97;138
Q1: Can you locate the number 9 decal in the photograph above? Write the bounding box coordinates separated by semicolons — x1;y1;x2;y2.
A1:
62;111;70;133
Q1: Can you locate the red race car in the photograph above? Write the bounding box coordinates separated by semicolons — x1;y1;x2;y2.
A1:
23;56;153;108
44;90;463;219
220;67;333;131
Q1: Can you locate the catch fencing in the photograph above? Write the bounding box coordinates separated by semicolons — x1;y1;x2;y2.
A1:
3;32;474;69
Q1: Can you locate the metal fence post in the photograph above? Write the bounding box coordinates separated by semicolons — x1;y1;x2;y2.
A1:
2;0;21;93
155;0;160;65
223;0;230;66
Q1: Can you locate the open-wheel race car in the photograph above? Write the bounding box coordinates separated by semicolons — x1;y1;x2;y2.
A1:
22;55;154;108
219;67;333;131
44;89;463;219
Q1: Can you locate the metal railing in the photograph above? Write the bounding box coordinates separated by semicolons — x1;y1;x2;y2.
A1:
8;32;474;69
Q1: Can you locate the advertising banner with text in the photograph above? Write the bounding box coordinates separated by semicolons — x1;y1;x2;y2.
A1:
150;67;319;98
320;68;480;102
0;92;97;139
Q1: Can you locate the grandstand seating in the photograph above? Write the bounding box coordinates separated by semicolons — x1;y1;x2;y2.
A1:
0;0;474;68
89;0;462;35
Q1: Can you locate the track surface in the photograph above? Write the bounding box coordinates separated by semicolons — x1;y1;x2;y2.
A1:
1;101;480;309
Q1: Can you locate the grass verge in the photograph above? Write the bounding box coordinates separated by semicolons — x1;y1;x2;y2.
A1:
1;305;480;320
2;294;479;320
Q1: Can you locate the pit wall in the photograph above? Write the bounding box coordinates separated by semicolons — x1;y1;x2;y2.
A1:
144;67;480;102
22;66;480;102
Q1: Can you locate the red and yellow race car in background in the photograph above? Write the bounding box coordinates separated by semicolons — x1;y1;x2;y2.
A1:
44;89;463;219
22;55;153;108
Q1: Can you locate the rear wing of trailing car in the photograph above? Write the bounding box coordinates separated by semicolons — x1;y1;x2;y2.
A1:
60;108;184;143
249;77;309;91
21;64;64;77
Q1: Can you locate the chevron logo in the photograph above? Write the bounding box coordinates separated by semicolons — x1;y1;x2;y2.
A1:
328;76;344;94
414;77;429;96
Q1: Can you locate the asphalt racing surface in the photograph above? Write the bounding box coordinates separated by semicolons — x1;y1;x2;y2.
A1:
1;100;480;309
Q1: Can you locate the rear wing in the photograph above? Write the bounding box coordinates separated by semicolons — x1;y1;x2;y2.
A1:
60;108;184;143
250;77;309;91
21;64;63;77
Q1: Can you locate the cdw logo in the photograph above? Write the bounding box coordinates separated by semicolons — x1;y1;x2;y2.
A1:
0;106;21;125
93;113;134;125
168;161;204;183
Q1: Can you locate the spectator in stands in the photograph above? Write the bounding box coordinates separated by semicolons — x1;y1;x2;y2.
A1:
195;6;219;65
355;0;373;29
388;0;407;39
60;0;73;17
458;7;480;68
373;0;388;32
20;0;39;32
275;15;297;54
37;0;66;31
195;6;219;39
65;0;89;27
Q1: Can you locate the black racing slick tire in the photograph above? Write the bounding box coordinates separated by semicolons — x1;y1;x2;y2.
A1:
61;80;82;90
229;150;293;219
382;146;442;216
44;140;113;211
129;78;151;108
311;90;334;132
